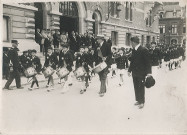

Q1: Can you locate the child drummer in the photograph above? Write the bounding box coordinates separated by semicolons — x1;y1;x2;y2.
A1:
28;49;42;90
75;46;92;94
43;47;58;91
58;44;74;94
115;48;128;86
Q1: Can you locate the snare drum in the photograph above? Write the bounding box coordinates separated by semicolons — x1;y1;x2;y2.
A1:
43;67;55;78
74;67;86;77
24;67;37;78
93;62;107;73
56;67;69;79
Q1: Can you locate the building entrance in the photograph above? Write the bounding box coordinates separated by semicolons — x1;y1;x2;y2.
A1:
59;2;79;34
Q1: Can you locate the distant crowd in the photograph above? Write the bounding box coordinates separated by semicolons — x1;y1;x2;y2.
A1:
35;29;112;55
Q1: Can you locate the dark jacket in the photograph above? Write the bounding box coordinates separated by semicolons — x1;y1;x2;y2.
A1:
8;47;21;70
150;48;161;66
19;55;31;69
35;31;42;44
58;50;74;72
44;53;58;70
115;54;128;69
128;45;152;77
95;41;112;66
29;56;42;73
53;33;60;45
44;38;51;49
75;53;91;72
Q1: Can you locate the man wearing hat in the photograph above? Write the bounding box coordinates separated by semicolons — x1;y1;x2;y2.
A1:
128;36;152;109
94;35;112;97
4;40;24;90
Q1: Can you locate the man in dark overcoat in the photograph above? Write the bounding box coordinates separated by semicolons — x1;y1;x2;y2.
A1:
4;40;24;90
128;36;152;109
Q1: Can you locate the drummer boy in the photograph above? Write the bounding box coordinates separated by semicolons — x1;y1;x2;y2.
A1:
58;44;74;94
43;47;58;91
28;49;42;90
75;46;92;94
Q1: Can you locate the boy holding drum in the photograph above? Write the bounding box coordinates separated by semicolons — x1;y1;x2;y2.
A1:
28;49;42;90
75;46;92;94
58;44;74;94
43;47;58;91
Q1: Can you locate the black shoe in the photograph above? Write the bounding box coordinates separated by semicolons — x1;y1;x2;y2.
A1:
80;89;86;94
134;101;140;106
17;86;24;89
68;83;73;86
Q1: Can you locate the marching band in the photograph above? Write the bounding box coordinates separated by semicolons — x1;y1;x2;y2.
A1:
2;31;186;99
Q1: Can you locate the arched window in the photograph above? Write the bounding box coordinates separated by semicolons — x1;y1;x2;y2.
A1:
125;2;129;20
130;3;133;21
92;12;101;36
160;12;164;18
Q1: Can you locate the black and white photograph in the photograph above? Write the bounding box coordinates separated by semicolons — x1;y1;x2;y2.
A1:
0;0;187;134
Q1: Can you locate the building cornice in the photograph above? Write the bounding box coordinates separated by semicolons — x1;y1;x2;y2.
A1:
3;3;38;11
100;21;159;35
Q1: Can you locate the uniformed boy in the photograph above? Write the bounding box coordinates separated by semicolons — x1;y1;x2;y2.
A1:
28;49;42;90
111;47;117;78
75;46;92;94
58;44;74;94
19;51;30;75
43;47;58;91
115;48;128;86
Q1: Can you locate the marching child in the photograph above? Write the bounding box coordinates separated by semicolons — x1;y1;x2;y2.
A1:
75;46;92;94
115;48;128;86
28;49;42;90
43;47;58;91
58;44;74;94
111;47;117;78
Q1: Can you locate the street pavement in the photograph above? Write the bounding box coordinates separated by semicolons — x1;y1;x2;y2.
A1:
1;60;187;135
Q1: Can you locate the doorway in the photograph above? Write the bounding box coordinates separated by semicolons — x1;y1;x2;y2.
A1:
60;16;79;34
34;3;43;31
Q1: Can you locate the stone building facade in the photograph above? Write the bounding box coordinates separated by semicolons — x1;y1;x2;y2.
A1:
2;2;162;51
158;2;186;45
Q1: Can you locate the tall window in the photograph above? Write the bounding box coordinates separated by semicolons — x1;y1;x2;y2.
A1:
159;25;165;34
110;2;120;18
130;2;133;21
149;10;152;26
59;2;78;17
146;18;149;26
125;2;129;20
183;23;186;33
111;31;118;46
3;16;9;42
171;24;177;34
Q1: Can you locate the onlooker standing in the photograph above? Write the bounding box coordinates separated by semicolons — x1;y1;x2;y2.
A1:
3;40;24;90
53;30;60;49
41;30;47;55
60;31;68;46
35;28;43;52
128;36;152;109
